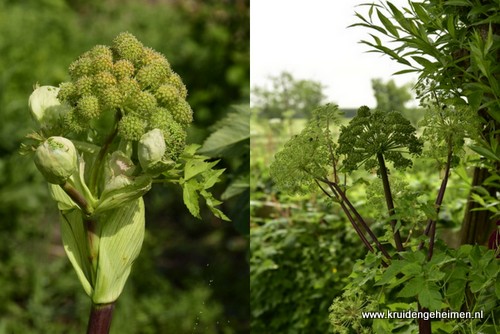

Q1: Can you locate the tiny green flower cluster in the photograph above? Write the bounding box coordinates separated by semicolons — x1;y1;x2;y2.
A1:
58;32;193;160
338;106;423;172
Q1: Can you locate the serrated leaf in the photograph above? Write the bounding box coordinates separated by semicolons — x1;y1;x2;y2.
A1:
375;260;406;286
184;158;219;181
401;262;422;276
418;283;442;310
203;168;225;190
222;172;249;200
398;276;425;298
201;189;230;221
456;244;473;258
447;279;467;310
469;274;487;293
182;179;201;219
199;105;250;157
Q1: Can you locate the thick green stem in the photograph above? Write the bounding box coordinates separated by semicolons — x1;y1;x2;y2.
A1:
87;303;115;334
376;153;404;252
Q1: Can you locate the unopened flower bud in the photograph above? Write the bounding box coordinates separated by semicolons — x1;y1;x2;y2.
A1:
29;86;70;126
138;129;166;171
34;137;78;184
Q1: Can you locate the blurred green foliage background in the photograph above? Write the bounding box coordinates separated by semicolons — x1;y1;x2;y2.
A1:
0;0;249;333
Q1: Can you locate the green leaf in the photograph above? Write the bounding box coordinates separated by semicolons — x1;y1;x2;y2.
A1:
202;168;225;190
412;56;435;70
387;2;408;31
411;2;431;25
201;189;230;221
49;184;78;211
177;148;228;220
444;0;472;6
487;108;500;124
401;262;422;276
469;144;500;161
377;8;399;36
184;158;219;181
447;279;467;310
375;260;406;286
199;105;250;158
222;172;249;200
467;90;484;111
182;178;201;219
393;68;419;75
398;276;425;298
469;274;487;293
418;283;442;310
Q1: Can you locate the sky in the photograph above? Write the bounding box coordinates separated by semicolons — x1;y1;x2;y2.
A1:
250;0;417;109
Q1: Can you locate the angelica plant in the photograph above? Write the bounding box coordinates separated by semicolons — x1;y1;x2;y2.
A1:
23;32;227;334
338;106;423;251
271;104;392;263
271;102;498;333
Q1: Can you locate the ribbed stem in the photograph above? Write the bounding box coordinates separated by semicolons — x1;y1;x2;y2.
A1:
87;302;115;334
376;153;404;252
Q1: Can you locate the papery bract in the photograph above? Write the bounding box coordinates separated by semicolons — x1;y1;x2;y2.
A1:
34;136;78;185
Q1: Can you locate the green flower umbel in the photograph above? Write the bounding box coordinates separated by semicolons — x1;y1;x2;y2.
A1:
58;32;192;161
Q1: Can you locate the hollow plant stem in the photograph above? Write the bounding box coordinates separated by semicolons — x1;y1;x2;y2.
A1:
87;302;115;334
315;179;389;267
419;145;453;260
315;180;374;253
376;152;404;252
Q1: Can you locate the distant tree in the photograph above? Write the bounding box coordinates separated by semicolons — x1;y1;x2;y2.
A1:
372;78;412;112
372;78;423;125
251;72;326;118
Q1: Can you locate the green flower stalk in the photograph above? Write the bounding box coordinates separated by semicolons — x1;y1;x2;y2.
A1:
25;32;227;334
